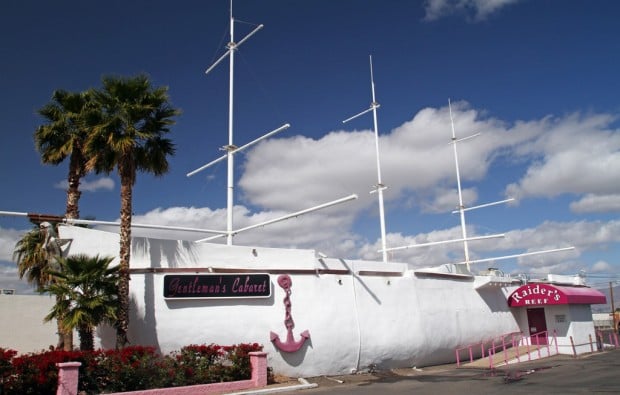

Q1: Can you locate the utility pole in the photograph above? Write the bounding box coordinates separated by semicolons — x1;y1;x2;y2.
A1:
611;282;617;332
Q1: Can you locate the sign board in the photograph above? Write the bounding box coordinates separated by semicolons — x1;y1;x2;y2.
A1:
509;283;563;307
163;274;271;299
508;283;606;307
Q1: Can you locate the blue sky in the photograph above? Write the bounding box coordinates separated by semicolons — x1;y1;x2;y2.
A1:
1;0;619;293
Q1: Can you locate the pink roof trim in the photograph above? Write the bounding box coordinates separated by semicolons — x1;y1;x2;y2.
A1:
508;283;607;307
553;285;607;304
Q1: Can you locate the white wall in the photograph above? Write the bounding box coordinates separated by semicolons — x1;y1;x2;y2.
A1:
0;294;58;353
567;305;597;354
511;304;597;356
58;225;522;376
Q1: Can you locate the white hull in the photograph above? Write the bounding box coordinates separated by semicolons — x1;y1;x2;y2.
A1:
60;225;520;377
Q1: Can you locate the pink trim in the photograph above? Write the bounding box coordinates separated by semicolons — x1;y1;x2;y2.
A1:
57;352;268;395
56;362;81;395
270;274;310;353
508;283;606;307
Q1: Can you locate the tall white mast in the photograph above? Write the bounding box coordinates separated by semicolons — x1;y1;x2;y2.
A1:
448;99;471;267
343;55;388;262
226;5;235;246
187;2;357;246
380;101;573;270
191;3;263;245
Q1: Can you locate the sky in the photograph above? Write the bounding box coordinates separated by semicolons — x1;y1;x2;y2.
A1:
1;0;619;294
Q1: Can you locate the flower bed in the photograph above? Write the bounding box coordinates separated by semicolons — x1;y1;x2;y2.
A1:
0;343;268;395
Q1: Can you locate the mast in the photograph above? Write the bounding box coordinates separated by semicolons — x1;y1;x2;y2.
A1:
448;99;512;271
226;5;235;246
447;100;575;271
190;2;264;245
380;100;573;270
448;99;472;268
343;55;388;262
187;2;357;246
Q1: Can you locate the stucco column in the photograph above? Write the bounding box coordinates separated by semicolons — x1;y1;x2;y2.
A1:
249;351;268;387
56;362;81;395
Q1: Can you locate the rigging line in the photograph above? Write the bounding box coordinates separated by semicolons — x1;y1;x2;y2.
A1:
207;5;260;66
235;18;262;27
199;159;225;189
208;25;230;67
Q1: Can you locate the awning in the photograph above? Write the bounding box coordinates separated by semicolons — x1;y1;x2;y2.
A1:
508;283;606;307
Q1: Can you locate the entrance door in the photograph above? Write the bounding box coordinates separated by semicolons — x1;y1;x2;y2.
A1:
526;308;548;345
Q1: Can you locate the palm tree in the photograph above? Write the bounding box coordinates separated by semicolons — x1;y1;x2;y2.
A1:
35;89;95;219
13;221;76;349
86;74;179;348
30;89;96;350
43;254;119;351
13;226;52;291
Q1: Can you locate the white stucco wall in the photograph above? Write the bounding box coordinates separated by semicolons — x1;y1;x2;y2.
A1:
0;294;58;353
59;225;521;376
566;305;597;354
511;303;597;356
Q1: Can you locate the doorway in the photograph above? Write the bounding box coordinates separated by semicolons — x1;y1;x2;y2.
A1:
526;308;548;345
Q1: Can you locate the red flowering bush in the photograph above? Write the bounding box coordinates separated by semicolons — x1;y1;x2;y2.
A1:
225;342;264;380
0;348;18;390
169;343;263;386
83;346;167;392
0;343;265;394
2;349;83;394
169;343;226;386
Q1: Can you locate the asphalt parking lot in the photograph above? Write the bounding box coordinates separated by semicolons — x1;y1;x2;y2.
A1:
257;348;620;394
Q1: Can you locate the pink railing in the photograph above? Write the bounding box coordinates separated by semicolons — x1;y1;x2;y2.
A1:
455;330;559;369
488;330;558;368
595;330;619;351
455;331;521;367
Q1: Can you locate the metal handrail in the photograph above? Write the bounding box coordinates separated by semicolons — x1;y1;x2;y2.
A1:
488;330;558;368
455;331;522;367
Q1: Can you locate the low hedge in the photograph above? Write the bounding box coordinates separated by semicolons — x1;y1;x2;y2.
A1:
0;343;267;394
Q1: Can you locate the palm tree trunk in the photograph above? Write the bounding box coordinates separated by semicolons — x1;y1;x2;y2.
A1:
56;314;65;350
66;151;84;219
78;325;95;351
116;173;133;348
61;152;84;351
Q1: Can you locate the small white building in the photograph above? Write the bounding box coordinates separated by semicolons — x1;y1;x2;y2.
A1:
507;281;607;355
0;293;58;353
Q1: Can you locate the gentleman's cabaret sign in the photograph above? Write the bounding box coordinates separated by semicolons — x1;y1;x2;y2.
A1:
164;274;271;299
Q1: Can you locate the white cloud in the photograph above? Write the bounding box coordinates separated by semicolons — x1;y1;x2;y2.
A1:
423;187;478;213
505;113;620;202
6;103;614;287
0;261;35;294
239;102;506;217
0;227;37;294
591;260;613;273
570;194;620;214
127;104;620;272
0;226;26;262
54;177;115;192
362;219;619;274
240;102;620;224
129;204;360;257
423;0;521;22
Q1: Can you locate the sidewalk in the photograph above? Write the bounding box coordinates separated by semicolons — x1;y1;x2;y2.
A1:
237;349;620;394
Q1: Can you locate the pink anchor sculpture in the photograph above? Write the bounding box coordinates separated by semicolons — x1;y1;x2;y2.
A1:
270;274;310;352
